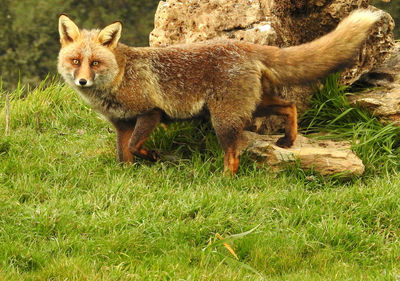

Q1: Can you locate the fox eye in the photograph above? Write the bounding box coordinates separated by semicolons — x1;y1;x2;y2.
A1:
72;59;80;65
91;61;99;66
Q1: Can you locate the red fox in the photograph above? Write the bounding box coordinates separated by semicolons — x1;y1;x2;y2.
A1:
58;10;380;174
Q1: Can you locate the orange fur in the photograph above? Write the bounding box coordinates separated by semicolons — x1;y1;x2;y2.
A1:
58;10;380;174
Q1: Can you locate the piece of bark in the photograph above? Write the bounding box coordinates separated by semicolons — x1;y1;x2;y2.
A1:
240;131;365;176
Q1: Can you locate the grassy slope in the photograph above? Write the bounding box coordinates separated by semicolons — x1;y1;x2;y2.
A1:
1;79;400;280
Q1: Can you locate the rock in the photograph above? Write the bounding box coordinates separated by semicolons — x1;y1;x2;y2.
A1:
150;0;395;85
150;1;392;175
340;6;395;85
358;42;400;88
150;0;396;133
348;86;400;123
150;0;277;46
240;131;365;176
348;43;400;123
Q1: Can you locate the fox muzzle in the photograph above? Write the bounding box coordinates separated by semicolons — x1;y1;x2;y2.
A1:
74;78;93;87
79;79;87;85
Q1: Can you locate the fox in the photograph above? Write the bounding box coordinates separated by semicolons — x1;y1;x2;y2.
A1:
58;10;380;174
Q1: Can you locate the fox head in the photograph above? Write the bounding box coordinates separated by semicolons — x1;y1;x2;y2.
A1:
57;14;123;90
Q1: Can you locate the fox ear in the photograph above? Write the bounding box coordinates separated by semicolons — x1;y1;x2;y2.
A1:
59;14;80;46
98;21;122;49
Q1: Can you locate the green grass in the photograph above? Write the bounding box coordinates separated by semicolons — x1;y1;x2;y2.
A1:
300;74;400;174
1;77;400;280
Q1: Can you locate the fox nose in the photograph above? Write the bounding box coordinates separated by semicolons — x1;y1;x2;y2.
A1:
79;79;87;86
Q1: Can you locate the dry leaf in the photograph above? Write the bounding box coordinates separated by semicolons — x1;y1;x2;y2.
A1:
216;233;239;260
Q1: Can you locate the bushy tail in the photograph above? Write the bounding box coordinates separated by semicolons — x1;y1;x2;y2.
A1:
265;9;381;85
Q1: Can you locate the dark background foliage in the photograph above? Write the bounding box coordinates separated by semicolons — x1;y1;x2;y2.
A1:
0;0;159;90
373;0;400;38
0;0;398;91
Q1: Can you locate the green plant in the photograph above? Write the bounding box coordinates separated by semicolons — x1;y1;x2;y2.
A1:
1;78;400;280
300;74;400;174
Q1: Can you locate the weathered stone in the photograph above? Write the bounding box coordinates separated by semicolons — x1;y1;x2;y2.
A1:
150;0;395;133
150;0;394;85
240;131;365;176
149;0;395;176
358;42;400;88
150;0;277;46
348;43;400;123
340;6;395;85
348;86;400;123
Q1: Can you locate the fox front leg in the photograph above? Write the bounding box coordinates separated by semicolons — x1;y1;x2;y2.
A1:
210;116;245;175
128;110;161;162
113;119;136;163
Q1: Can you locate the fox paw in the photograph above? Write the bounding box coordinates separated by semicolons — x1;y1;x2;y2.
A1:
134;149;160;162
276;136;294;148
146;150;160;162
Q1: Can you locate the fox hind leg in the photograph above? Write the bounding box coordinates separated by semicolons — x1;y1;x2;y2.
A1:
254;94;297;148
